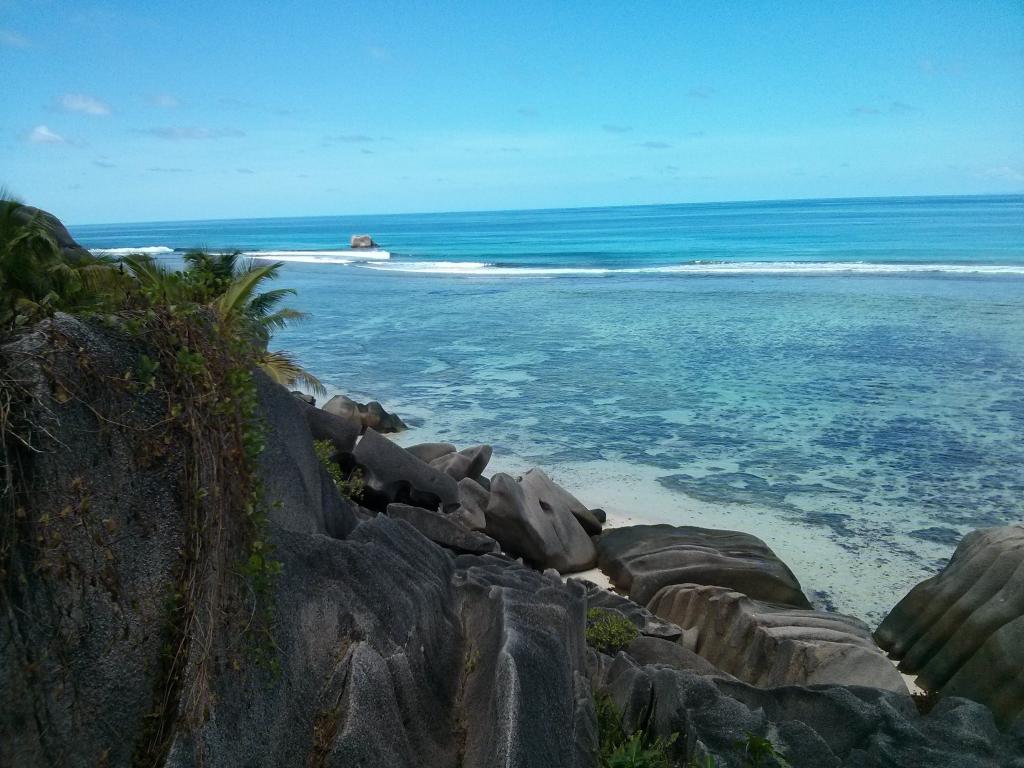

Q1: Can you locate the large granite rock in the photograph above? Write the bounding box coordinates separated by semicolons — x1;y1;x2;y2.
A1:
353;428;460;512
386;503;499;555
483;472;597;573
13;204;93;261
596;524;810;607
296;396;362;454
406;442;459;463
596;655;1022;767
649;583;907;692
519;468;602;536
577;580;684;642
323;394;407;434
430;444;492;482
875;524;1024;726
625;636;731;677
454;477;490;531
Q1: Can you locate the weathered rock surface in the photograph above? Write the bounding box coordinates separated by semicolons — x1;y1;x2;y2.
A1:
350;234;376;248
291;390;315;405
386;503;499;555
454;477;489;531
875;524;1024;725
14;204;93;261
406;442;459;464
596;524;810;607
296;396;361;453
596;655;1023;767
323;394;407;434
578;580;683;641
353;428;460;512
430;444;492;482
649;583;907;692
484;472;597;573
519;467;603;536
625;636;731;677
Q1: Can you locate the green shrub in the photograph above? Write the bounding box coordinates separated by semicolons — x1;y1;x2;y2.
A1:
586;608;639;654
313;440;365;501
595;692;679;768
738;733;790;768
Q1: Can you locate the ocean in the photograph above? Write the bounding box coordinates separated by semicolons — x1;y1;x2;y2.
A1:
70;195;1024;623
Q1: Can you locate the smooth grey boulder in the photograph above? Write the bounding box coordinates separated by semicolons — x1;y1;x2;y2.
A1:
13;204;93;261
578;580;683;641
875;524;1024;725
625;636;732;678
648;583;907;693
596;654;1021;768
406;442;458;464
290;390;315;405
353;428;460;512
386;503;499;555
323;394;407;435
484;472;597;573
454;477;490;531
296;397;361;454
350;234;376;248
596;524;810;608
591;508;607;524
430;444;492;481
519;467;602;536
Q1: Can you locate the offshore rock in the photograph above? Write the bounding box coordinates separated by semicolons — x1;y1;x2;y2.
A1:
484;472;597;573
875;524;1024;725
648;583;907;692
323;394;407;434
596;524;810;607
296;396;361;454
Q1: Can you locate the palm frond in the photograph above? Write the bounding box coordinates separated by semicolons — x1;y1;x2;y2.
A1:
245;287;296;318
215;262;282;321
258;349;326;395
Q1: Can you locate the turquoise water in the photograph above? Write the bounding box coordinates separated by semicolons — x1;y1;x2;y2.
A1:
71;196;1024;622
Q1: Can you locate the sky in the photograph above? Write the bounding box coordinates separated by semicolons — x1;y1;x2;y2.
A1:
1;1;1022;224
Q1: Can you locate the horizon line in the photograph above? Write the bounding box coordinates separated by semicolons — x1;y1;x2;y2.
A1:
70;191;1024;229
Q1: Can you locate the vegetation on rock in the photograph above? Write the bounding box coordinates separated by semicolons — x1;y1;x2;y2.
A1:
313;438;365;501
586;607;639;654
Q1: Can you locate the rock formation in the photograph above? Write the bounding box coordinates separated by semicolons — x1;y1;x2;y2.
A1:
875;524;1024;726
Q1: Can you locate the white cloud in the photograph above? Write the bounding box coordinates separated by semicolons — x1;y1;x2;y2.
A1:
28;125;66;144
0;29;29;48
149;93;181;108
136;127;245;140
61;93;111;115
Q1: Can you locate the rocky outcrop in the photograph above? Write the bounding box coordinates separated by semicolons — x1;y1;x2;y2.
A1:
350;234;376;248
578;580;684;642
519;468;603;536
353;428;460;512
430;445;493;482
483;472;597;573
14;204;93;261
596;524;810;607
648;583;907;692
595;655;1021;768
386;503;499;555
454;477;489;531
296;396;362;453
323;394;407;434
875;525;1024;725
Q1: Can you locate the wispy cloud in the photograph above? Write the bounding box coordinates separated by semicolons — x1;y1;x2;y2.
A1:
136;127;244;140
236;167;255;174
93;159;116;168
0;29;29;48
149;93;181;108
852;101;918;116
148;167;191;173
28;125;66;144
61;93;112;116
323;134;376;147
602;124;633;134
979;166;1024;183
639;141;672;150
688;86;716;99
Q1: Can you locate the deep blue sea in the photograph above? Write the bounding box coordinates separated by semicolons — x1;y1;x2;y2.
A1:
71;195;1024;623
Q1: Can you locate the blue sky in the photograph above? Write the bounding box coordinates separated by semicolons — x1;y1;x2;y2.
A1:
1;1;1022;224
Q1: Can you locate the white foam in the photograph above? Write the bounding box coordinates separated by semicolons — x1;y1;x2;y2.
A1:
89;246;174;256
244;249;390;262
360;259;1024;277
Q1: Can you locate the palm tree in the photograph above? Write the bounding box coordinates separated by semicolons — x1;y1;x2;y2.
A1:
123;252;325;394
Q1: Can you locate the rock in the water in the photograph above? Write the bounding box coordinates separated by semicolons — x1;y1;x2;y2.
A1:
406;442;458;463
350;234;376;248
649;583;907;692
596;524;810;607
386;503;499;555
353;428;459;512
875;524;1024;726
519;467;603;535
483;472;597;573
590;508;607;524
453;477;489;531
578;580;683;641
430;444;492;482
323;394;407;434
